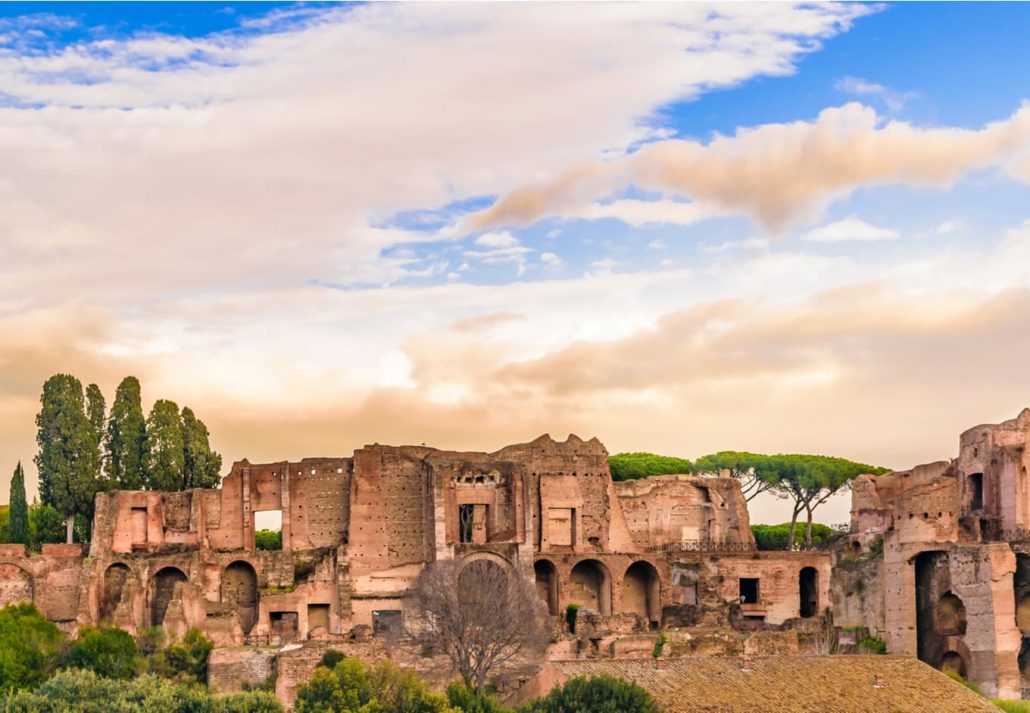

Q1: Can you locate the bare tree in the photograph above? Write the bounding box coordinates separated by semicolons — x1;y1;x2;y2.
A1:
407;558;551;691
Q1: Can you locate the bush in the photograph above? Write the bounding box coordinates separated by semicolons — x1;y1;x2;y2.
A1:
0;603;66;692
751;523;834;551
67;626;142;679
517;675;661;713
255;529;282;551
856;635;887;654
994;701;1030;712
565;604;580;634
5;669;285;712
447;682;510;713
294;657;457;713
144;628;214;683
944;670;984;697
608;453;693;482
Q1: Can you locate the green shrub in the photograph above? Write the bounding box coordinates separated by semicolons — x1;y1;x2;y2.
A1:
856;636;887;654
652;634;667;659
5;669;285;712
0;603;67;692
318;649;345;670
751;523;834;551
993;701;1030;712
145;628;214;683
295;657;457;713
565;604;580;634
447;682;511;713
517;675;662;713
255;529;282;551
67;626;142;680
608;453;693;482
945;670;984;697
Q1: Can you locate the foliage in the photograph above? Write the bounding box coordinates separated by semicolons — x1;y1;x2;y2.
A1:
945;670;984;697
7;462;29;545
255;529;283;551
565;604;579;634
0;603;67;693
751;522;834;551
608;453;692;482
0;504;8;543
294;657;458;713
516;675;662;713
856;635;887;654
319;650;346;670
5;669;284;712
692;451;779;501
144;400;186;491
409;560;550;691
146;629;213;683
181;407;222;489
67;626;143;680
869;536;884;555
446;682;511;713
29;502;69;551
35;374;102;541
85;383;106;478
993;701;1030;712
105;376;148;490
136;627;166;656
651;633;667;659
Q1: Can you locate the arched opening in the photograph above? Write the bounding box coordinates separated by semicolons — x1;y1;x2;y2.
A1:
940;651;966;677
150;566;187;627
534;560;559;616
934;592;967;636
0;564;33;607
100;563;134;621
968;473;984;511
222;561;259;634
623;561;660;629
799;567;819;619
569;559;611;616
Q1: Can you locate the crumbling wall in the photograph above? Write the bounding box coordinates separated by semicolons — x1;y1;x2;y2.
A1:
615;474;754;548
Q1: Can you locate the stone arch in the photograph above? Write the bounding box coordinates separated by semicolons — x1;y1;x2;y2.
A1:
150;566;187;627
100;562;135;621
934;592;967;636
623;561;661;628
534;559;559;616
458;550;513;573
570;559;611;616
0;563;33;607
222;561;259;635
799;566;819;619
940;651;966;677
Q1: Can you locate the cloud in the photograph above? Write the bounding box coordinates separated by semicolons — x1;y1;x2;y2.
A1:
835;76;917;112
475;231;520;248
466;103;1030;233
801;216;900;242
539;252;564;269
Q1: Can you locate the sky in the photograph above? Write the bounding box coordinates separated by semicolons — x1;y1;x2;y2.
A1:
2;2;1030;526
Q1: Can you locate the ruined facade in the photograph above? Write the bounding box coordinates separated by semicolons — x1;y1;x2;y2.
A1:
0;434;833;705
836;408;1030;699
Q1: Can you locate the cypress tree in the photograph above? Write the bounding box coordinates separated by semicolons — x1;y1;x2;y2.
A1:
181;407;223;489
85;383;106;479
8;462;29;545
105;377;147;490
144;400;185;491
34;374;100;543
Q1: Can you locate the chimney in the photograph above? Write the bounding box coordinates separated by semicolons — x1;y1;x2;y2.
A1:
654;657;666;670
740;655;753;672
719;468;732;479
873;674;885;689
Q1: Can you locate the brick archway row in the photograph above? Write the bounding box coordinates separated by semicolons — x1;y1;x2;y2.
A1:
532;554;666;620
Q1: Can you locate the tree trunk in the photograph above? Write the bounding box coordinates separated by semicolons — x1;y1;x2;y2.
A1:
65;515;75;544
804;506;815;547
787;503;803;550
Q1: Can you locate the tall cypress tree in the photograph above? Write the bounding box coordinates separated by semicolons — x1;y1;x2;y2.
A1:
144;399;185;491
7;462;29;545
105;377;147;490
85;383;106;480
182;407;223;489
34;374;100;543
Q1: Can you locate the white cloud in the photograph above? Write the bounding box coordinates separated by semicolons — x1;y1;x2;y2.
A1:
540;252;564;268
647;239;667;251
801;216;900;242
475;231;520;248
835;75;916;112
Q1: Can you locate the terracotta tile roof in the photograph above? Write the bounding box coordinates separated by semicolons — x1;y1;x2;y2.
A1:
549;656;1000;713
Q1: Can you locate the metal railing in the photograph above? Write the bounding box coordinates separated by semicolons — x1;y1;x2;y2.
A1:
647;540;756;554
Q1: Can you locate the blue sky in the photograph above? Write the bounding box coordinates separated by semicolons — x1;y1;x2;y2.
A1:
1;2;1030;525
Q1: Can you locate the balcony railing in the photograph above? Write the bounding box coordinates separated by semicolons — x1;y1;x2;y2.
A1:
647;540;756;554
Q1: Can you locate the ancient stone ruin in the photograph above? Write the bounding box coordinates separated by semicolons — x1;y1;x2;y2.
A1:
26;415;1030;704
